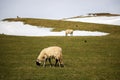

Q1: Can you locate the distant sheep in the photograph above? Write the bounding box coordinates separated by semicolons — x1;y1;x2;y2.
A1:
36;46;64;67
65;29;74;36
17;16;20;18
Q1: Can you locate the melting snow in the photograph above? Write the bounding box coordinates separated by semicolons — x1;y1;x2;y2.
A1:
0;21;109;36
65;16;120;26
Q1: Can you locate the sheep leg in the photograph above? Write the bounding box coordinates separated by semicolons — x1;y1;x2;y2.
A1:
55;59;58;66
55;59;64;67
66;33;67;36
48;58;52;67
58;59;61;67
59;59;64;67
43;59;47;67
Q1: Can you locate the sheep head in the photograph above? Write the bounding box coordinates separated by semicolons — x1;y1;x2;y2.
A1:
36;59;41;66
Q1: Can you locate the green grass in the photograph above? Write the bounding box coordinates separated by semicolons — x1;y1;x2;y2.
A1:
0;18;120;80
0;35;120;80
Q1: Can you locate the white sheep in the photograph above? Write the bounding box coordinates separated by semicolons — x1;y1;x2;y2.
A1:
36;46;64;67
65;29;74;36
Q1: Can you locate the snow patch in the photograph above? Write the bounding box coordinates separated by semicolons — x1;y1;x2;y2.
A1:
0;21;109;36
65;16;120;26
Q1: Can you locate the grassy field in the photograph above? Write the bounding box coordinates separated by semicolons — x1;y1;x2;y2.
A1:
0;18;120;80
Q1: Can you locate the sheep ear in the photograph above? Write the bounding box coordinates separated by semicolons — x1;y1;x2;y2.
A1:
42;56;45;59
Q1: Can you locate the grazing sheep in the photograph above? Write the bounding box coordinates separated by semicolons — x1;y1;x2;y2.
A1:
36;46;64;67
65;29;74;36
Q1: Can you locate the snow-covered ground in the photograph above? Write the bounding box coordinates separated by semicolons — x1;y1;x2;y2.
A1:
0;21;109;36
0;16;119;36
65;16;120;26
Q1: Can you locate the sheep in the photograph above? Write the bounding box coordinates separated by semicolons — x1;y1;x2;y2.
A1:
17;16;20;18
65;29;74;36
36;46;64;67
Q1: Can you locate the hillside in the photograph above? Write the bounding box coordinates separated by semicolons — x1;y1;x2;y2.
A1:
62;13;120;19
2;17;120;34
65;16;120;26
0;17;120;80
